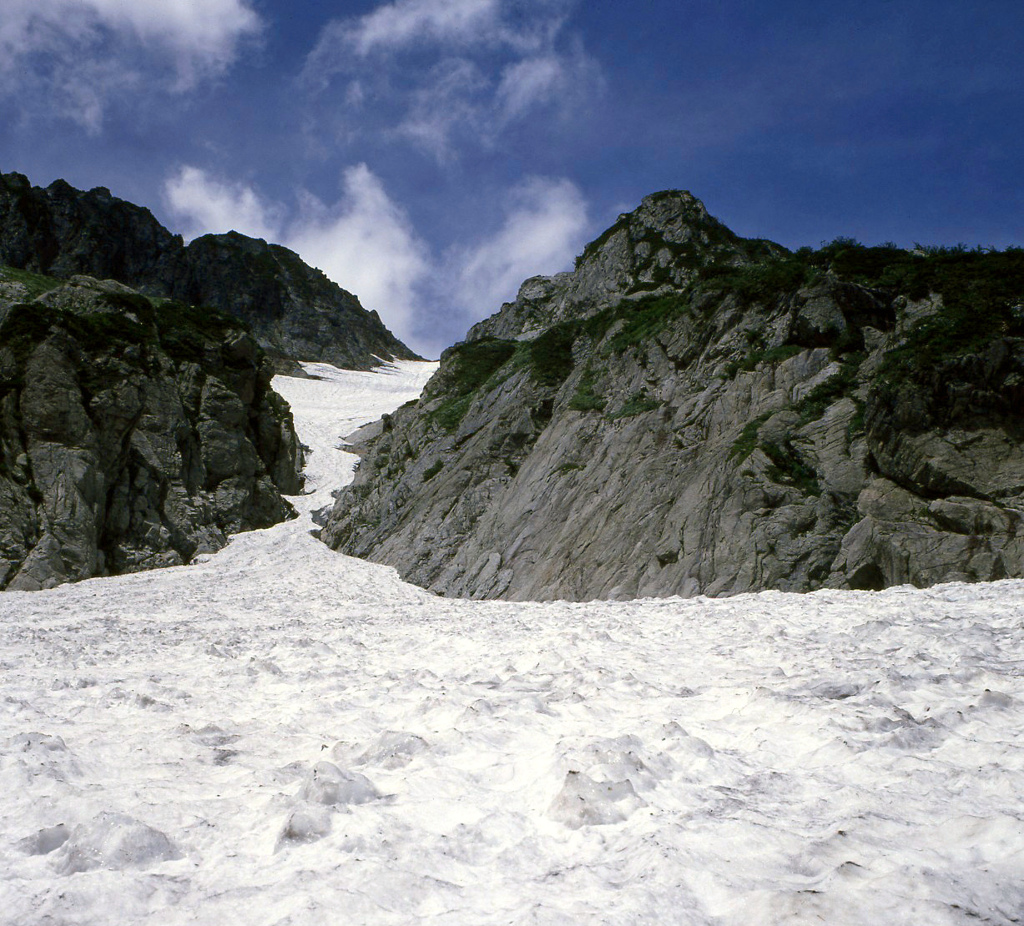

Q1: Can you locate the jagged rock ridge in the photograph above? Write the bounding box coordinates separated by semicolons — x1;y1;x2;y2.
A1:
320;190;1024;601
0;269;304;591
0;171;420;371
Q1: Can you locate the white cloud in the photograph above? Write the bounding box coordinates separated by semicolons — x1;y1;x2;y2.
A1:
395;59;489;160
302;0;597;162
345;0;502;56
164;164;430;345
164;167;282;242
162;165;590;356
0;0;261;128
286;165;430;343
452;176;589;314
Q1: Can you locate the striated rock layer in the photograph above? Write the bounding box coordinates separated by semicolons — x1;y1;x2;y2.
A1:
0;270;303;591
321;190;1024;600
0;171;419;371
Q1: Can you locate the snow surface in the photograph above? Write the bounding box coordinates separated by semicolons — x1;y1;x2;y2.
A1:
2;359;1024;925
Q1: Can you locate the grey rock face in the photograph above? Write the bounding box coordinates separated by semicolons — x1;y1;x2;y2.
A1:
0;272;303;591
321;192;1024;600
0;171;419;370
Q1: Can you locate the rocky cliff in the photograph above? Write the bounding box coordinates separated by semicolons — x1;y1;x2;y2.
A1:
0;268;304;591
320;191;1024;600
0;171;419;370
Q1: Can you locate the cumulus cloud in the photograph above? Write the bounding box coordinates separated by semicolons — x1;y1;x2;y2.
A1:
163;165;590;356
0;0;261;129
451;176;589;315
302;0;598;160
164;167;282;243
164;164;430;345
286;166;431;343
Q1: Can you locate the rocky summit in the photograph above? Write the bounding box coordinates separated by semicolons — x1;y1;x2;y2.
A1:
0;268;304;591
0;171;419;371
320;190;1024;601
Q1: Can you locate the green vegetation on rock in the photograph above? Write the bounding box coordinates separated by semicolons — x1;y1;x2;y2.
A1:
729;413;773;462
527;322;577;386
701;256;810;307
430;337;518;432
568;369;606;412
602;293;691;355
0;265;62;298
609;389;661;420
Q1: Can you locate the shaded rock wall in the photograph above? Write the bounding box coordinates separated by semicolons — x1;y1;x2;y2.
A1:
321;191;1024;600
0;171;419;370
0;272;303;591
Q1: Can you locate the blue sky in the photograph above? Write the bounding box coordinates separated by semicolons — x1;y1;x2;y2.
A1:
1;0;1022;357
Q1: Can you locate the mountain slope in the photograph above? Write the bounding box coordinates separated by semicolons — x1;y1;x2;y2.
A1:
0;171;419;370
320;191;1024;600
0;268;303;590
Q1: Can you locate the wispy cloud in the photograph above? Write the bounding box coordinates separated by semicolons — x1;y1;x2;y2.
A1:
339;0;503;57
163;165;591;357
450;176;589;316
301;0;599;161
0;0;262;130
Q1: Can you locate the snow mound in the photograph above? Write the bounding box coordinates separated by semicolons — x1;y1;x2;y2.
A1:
548;770;647;828
278;805;333;848
297;761;381;807
53;812;182;874
354;731;430;769
3;732;80;782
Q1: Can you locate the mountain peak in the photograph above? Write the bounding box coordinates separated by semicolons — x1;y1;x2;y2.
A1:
468;190;784;341
0;170;419;370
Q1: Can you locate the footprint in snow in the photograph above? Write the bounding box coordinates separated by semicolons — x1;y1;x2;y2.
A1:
17;823;70;856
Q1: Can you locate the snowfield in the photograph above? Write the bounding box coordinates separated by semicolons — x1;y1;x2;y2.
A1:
2;360;1023;926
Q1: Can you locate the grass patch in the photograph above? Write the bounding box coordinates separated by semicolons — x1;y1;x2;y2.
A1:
427;337;519;433
792;353;865;424
876;248;1024;385
724;343;803;378
65;309;150;353
568;369;606;412
0;304;59;386
762;438;821;496
156;300;244;361
422;460;444;482
432;394;474;432
700;257;810;307
609;389;661;420
527;322;577;386
603;293;691;355
729;412;772;462
0;265;62;299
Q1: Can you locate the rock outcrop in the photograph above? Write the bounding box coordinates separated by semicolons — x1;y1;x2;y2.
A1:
0;171;420;370
320;191;1024;600
0;269;303;591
